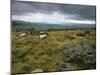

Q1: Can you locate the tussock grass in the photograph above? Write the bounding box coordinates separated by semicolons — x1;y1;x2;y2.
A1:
12;29;96;74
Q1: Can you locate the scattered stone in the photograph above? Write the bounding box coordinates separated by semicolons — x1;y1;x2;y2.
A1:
31;69;43;73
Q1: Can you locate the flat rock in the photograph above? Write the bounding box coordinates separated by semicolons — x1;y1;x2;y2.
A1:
31;69;43;73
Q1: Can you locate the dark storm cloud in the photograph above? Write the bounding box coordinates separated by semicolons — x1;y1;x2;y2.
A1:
11;0;96;20
11;0;96;24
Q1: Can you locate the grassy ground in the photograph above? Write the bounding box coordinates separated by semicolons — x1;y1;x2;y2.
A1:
12;29;96;74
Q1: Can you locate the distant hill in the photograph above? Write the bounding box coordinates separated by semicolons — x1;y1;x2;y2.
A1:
12;20;96;32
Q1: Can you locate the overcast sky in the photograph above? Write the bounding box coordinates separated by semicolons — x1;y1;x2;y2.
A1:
12;0;96;24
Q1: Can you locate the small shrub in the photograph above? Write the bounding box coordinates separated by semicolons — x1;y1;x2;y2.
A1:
77;32;86;36
84;30;90;34
64;43;96;69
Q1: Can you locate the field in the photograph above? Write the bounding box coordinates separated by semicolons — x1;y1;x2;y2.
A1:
12;29;96;74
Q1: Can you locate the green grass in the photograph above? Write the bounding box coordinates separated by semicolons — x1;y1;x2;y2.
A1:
12;29;96;74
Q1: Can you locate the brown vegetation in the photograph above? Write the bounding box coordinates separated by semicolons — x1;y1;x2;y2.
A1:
12;29;96;74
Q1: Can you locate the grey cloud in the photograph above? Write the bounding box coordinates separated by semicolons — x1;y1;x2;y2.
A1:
11;0;96;20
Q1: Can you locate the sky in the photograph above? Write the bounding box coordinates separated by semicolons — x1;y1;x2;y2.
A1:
12;0;96;25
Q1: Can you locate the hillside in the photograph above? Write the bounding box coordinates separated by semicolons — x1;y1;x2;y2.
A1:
12;20;96;32
12;29;96;74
